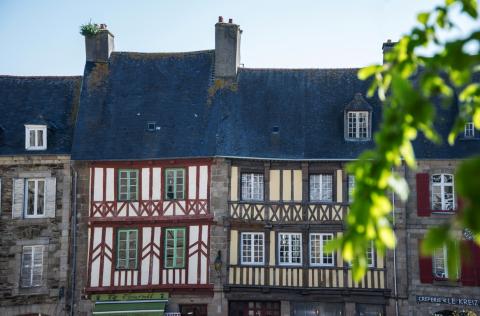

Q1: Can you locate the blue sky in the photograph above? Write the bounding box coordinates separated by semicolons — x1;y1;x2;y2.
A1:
0;0;474;75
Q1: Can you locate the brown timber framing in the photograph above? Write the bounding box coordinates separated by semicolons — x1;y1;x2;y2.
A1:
225;159;390;301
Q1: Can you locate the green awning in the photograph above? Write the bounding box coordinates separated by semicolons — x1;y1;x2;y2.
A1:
93;300;166;315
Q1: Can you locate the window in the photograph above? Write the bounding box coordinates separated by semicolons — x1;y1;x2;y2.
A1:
118;169;138;201
433;245;458;279
347;111;369;140
165;168;185;200
21;245;43;287
241;173;264;201
310;233;334;266
432;174;455;211
278;233;302;265
348;175;355;202
465;122;475;138
117;229;138;269
309;174;333;202
25;179;45;218
25;125;47;150
164;228;186;268
241;232;265;265
366;242;375;267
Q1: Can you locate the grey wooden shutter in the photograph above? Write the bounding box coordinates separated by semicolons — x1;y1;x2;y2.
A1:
45;177;56;218
12;178;25;219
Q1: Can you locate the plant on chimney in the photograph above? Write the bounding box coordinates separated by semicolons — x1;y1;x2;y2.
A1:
80;21;100;37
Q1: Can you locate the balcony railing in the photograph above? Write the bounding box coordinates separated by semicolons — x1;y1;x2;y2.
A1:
228;201;347;223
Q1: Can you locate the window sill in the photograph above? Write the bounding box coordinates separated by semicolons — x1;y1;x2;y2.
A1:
432;278;460;287
431;211;456;216
164;267;185;270
17;286;49;296
115;268;139;271
240;263;265;267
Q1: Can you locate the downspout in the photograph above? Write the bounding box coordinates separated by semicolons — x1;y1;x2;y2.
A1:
392;167;399;316
69;166;78;316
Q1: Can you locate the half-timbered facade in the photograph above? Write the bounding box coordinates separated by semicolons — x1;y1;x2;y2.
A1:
86;161;212;293
0;75;81;316
225;161;388;315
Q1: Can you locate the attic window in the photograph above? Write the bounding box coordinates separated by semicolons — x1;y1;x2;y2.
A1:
25;125;47;150
346;111;370;140
465;122;475;138
147;122;157;132
272;126;280;133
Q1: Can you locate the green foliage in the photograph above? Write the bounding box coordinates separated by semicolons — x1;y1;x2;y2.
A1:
336;0;480;281
80;21;100;37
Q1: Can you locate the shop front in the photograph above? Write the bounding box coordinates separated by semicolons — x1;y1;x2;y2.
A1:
92;292;168;315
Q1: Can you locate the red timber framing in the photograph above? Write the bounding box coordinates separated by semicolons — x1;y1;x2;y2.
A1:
86;159;213;294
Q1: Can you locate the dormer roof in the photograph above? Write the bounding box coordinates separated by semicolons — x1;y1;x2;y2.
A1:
345;93;373;112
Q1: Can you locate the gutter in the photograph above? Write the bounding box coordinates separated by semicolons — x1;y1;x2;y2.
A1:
69;166;78;316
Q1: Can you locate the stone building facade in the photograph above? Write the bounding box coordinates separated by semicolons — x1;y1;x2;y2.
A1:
0;76;81;315
399;160;480;316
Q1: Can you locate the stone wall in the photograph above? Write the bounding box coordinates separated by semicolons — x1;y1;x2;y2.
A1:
0;156;71;316
400;160;480;316
71;161;93;316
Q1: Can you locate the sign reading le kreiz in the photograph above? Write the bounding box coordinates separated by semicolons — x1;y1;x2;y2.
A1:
417;295;479;307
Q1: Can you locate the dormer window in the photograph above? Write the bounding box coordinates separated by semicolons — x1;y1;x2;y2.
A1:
25;125;47;150
465;121;475;138
347;111;370;140
344;93;372;141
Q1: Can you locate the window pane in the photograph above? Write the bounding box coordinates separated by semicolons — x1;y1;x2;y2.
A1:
37;180;45;215
27;180;35;215
348;175;355;202
37;130;44;147
29;130;36;147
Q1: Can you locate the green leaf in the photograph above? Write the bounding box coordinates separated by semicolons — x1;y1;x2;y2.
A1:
417;12;430;25
388;174;409;201
358;65;379;80
460;0;478;18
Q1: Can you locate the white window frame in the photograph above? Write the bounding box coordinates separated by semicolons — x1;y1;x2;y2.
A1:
433;245;459;279
347;111;370;140
25;125;47;150
278;233;302;266
348;175;355;202
240;232;265;265
431;173;455;211
465;122;475;138
21;245;44;288
309;174;333;202
25;178;46;218
366;241;375;268
309;233;334;267
241;173;264;201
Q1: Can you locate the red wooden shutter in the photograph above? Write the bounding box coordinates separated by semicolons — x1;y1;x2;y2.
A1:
474;243;480;286
418;239;433;283
461;240;476;286
416;173;431;217
457;197;464;214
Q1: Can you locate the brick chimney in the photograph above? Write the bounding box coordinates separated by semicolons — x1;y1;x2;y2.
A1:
215;16;242;79
382;39;397;64
85;24;114;63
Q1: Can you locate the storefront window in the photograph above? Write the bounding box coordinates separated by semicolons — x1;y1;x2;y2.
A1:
291;302;343;316
356;304;384;316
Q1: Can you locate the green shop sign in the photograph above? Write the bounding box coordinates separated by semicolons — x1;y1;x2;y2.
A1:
92;292;169;302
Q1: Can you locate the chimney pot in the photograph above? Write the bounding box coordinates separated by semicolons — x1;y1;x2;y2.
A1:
218;16;224;23
229;18;233;23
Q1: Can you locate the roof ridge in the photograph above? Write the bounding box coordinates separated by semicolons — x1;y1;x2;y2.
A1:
0;75;82;80
240;67;362;71
113;49;214;57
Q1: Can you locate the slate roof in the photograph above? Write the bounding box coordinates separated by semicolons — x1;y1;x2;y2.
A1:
71;50;480;161
0;76;82;156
